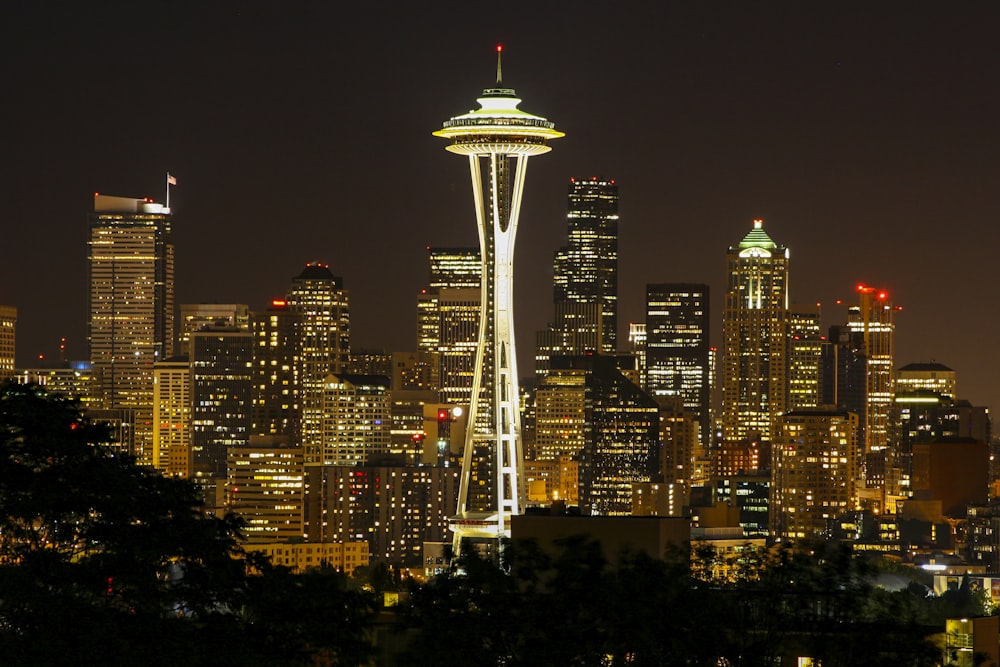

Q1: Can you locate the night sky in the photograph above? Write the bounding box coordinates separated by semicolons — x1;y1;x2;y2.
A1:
3;3;999;412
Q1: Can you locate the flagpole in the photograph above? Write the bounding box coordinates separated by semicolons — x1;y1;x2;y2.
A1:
165;171;171;210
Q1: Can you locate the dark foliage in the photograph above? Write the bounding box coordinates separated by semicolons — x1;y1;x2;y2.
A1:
0;382;374;666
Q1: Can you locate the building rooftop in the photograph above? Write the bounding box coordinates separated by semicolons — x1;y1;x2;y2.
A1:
898;361;954;372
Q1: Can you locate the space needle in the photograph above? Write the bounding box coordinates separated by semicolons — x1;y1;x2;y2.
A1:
434;46;563;557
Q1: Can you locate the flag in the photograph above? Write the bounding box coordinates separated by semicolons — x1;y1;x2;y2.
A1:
167;174;177;186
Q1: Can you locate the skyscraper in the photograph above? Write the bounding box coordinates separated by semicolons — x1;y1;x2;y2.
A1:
786;302;823;410
535;177;620;376
553;177;619;354
645;283;711;446
416;247;480;405
88;194;175;465
249;299;302;442
433;46;562;553
152;356;190;477
286;263;350;464
190;326;253;508
721;219;789;443
846;284;896;460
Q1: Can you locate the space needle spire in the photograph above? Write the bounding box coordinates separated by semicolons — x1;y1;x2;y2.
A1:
434;47;563;558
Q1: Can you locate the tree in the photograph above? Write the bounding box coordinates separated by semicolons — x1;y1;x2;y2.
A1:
0;382;376;666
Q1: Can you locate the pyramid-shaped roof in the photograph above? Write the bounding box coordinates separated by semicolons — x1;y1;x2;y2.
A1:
738;219;778;250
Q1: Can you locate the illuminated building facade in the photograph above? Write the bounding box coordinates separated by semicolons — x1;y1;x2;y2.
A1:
436;288;481;406
657;395;699;515
88;194;175;465
846;285;896;459
544;355;659;516
178;303;249;353
416;247;480;353
553;177;619;354
249;300;302;442
152;357;190;476
896;361;956;400
434;47;562;552
0;305;15;381
227;443;304;544
787;302;822;410
190;327;253;507
535;302;603;380
17;360;96;404
286;263;350;464
721;219;789;443
319;373;391;466
304;464;461;566
645;283;711;447
771;407;858;541
533;367;587;462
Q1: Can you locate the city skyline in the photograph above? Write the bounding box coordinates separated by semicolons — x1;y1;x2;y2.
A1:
3;4;1000;413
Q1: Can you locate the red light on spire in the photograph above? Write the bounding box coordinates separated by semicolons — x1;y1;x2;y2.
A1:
496;44;502;53
877;291;888;300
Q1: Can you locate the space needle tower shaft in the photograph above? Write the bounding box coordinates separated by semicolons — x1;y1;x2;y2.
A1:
434;46;563;556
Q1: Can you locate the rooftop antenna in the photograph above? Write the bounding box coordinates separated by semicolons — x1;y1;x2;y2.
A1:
496;44;503;85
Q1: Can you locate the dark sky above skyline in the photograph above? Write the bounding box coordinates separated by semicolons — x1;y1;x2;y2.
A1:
3;3;1000;412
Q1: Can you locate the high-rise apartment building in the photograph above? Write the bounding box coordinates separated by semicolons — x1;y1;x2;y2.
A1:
286;263;350;464
0;305;15;381
227;442;304;543
88;194;175;465
553;177;619;354
320;373;391;466
771;408;858;540
645;283;711;447
721;219;789;443
304;464;461;566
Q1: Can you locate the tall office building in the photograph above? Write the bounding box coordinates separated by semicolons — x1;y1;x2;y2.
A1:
0;306;15;381
88;194;175;465
721;219;789;443
249;300;302;442
416;247;480;351
152;357;191;476
535;177;620;376
645;283;711;447
190;327;253;508
846;285;896;458
285;263;350;464
178;303;249;352
786;303;823;410
434;47;563;552
416;247;480;404
553;177;619;354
